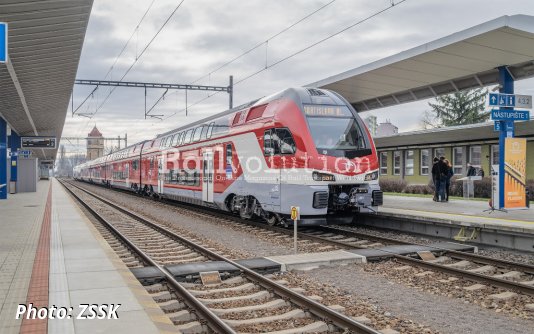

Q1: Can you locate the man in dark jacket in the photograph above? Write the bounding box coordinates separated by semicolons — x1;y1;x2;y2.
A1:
467;163;477;176
431;157;441;201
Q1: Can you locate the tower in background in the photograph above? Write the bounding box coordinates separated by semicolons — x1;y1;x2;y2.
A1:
86;126;104;160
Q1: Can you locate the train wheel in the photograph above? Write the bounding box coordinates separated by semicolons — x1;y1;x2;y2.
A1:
265;213;279;226
238;196;257;220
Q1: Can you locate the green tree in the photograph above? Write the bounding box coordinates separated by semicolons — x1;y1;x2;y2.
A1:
425;88;490;127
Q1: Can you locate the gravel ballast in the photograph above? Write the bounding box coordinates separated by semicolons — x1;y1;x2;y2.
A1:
303;264;534;334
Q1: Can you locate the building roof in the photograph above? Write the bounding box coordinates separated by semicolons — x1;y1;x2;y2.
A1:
0;0;93;160
88;126;102;137
307;15;534;112
375;119;534;149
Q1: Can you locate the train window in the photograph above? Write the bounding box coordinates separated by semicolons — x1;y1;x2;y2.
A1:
207;122;214;138
200;125;208;139
232;112;241;126
264;128;296;155
175;132;182;145
211;118;230;136
275;128;296;154
226;144;232;166
132;159;139;171
184;129;193;144
246;104;267;121
264;130;274;156
150;158;155;170
193;127;203;142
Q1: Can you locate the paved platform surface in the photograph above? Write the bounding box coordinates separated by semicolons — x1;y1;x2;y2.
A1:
0;181;51;333
379;195;534;233
49;178;174;333
1;179;176;334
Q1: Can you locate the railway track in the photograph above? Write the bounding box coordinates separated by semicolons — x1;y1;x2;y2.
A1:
60;179;381;334
68;179;534;297
301;226;534;297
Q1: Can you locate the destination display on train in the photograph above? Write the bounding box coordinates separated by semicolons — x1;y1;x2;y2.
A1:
303;105;352;117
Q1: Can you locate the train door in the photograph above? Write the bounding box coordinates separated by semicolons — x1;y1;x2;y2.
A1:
124;163;130;188
264;129;282;211
202;151;214;202
157;155;165;194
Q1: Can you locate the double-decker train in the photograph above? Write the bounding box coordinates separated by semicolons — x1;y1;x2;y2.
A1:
74;87;383;225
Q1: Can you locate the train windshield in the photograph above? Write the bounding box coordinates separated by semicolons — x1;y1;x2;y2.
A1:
304;105;367;151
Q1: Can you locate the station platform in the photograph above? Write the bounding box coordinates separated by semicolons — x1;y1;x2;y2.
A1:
0;178;174;334
361;194;534;251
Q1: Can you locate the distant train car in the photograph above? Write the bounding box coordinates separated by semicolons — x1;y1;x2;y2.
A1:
75;87;383;225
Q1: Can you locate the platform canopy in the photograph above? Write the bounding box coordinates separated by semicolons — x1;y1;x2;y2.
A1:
307;15;534;112
0;0;93;160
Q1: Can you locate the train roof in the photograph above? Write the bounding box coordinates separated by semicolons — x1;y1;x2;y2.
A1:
156;87;349;138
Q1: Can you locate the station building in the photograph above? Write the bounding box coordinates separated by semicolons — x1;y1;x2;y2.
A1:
375;119;534;184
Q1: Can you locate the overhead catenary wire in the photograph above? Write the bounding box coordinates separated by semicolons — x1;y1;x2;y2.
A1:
190;0;337;85
234;0;408;85
74;0;186;139
91;0;186;118
154;0;408;124
145;0;337;120
73;0;157;116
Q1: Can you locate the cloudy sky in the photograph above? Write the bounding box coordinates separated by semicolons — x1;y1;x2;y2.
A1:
63;0;534;154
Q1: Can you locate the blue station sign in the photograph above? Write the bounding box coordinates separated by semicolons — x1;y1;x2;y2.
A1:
0;22;7;63
490;109;530;121
17;150;32;157
488;93;514;107
488;93;532;108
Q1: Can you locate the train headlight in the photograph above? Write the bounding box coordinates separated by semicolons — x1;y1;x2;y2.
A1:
312;171;335;181
364;171;378;181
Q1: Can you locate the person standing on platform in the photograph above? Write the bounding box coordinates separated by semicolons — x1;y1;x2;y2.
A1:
437;156;447;202
467;162;477;176
444;159;454;202
431;157;441;201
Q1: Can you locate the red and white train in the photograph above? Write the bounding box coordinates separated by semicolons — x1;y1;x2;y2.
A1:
74;87;383;225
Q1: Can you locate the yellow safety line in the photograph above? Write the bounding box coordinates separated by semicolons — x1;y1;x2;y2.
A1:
383;207;534;225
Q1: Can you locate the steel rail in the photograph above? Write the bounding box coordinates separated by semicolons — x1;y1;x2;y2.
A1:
443;251;534;275
393;255;534;296
313;226;534;275
302;227;534;296
312;225;412;246
63;180;380;334
60;180;236;334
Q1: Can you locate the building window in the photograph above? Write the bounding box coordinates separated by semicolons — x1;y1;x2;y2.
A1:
420;149;430;175
469;146;481;167
393;151;401;175
434;147;445;160
379;152;388;175
453;147;464;175
491;144;499;165
404;150;414;176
